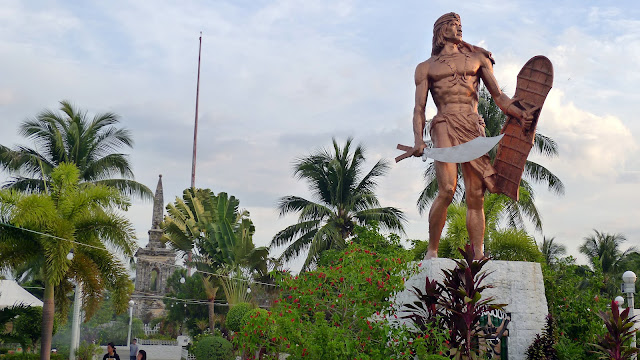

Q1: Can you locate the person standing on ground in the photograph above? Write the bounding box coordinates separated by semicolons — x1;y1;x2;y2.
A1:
103;342;121;360
129;338;139;360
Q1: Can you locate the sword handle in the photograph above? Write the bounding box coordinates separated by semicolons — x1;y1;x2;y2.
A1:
395;144;414;163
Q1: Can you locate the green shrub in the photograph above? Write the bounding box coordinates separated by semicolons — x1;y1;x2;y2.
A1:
486;228;543;262
225;302;252;332
75;341;102;360
0;354;63;360
192;335;233;360
543;257;607;357
556;336;587;360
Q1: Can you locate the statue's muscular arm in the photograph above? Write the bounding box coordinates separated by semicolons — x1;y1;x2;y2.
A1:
479;54;533;126
412;61;430;156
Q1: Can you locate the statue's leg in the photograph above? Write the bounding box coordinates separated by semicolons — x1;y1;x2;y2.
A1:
426;123;458;260
426;160;458;259
461;162;486;260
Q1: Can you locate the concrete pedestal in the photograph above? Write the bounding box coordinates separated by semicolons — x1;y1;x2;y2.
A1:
392;258;548;359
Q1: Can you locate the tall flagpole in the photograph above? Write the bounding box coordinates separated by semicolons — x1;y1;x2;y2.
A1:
191;32;202;188
188;32;202;276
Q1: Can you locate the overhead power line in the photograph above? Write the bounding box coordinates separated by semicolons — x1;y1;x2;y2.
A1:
0;222;278;288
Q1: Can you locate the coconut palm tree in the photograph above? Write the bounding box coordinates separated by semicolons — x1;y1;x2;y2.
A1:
580;230;639;297
416;87;564;232
0;100;151;199
539;236;567;266
163;188;268;329
579;230;636;275
270;138;406;270
0;163;136;360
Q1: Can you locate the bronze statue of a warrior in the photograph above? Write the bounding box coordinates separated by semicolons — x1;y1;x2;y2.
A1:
400;12;553;260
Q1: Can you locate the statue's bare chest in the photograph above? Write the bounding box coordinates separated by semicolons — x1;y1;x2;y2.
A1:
429;53;481;84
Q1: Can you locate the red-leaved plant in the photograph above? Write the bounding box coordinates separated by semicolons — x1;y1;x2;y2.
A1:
591;299;639;360
402;244;504;359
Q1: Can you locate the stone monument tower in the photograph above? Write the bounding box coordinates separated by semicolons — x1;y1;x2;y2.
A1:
132;175;176;318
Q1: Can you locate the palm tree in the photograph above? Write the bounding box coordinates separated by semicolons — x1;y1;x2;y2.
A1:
270;138;406;270
486;228;543;262
579;230;636;275
539;236;567;266
0;100;151;199
429;198;543;262
163;188;268;329
0;163;136;360
416;87;564;232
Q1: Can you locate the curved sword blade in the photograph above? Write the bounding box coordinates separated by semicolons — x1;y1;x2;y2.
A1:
422;134;504;163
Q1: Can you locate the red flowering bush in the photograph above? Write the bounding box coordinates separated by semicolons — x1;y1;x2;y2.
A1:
233;225;449;359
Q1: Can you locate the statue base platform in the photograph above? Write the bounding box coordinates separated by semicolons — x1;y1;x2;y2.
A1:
393;258;548;359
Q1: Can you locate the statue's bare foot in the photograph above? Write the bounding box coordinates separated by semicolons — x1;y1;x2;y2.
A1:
424;250;438;260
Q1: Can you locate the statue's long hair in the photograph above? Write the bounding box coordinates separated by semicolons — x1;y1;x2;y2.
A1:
432;12;460;56
430;12;495;64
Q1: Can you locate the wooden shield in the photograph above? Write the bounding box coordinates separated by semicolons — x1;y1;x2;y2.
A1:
494;56;554;201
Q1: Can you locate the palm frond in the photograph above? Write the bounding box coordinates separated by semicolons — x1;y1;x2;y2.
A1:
532;133;559;157
82;153;135;181
354;207;406;234
301;223;342;271
270;220;321;249
523;160;565;196
276;230;317;264
92;179;153;200
354;159;389;195
277;195;316;216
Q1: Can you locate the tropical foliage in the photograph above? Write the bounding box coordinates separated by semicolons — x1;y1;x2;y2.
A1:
422;199;543;262
525;315;559;360
270;138;405;270
539;237;567;267
225;302;252;332
416;87;564;232
0;305;58;352
235;225;447;359
0;101;151;199
162;269;213;336
163;188;268;329
591;300;639;360
191;335;233;360
403;244;504;359
486;228;543;262
580;230;636;276
51;292;143;351
543;256;608;359
0;163;136;360
579;230;638;297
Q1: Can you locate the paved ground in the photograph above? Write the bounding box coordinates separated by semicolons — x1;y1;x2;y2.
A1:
100;345;183;360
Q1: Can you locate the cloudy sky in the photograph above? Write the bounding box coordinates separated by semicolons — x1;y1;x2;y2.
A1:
1;0;639;271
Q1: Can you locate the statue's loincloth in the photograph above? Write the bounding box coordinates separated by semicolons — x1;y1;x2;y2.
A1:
429;112;498;192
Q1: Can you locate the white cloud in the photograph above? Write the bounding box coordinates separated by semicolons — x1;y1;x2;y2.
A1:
540;89;637;178
1;0;640;270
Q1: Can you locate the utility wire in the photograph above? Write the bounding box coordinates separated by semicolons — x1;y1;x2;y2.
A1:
0;222;278;288
0;222;401;297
